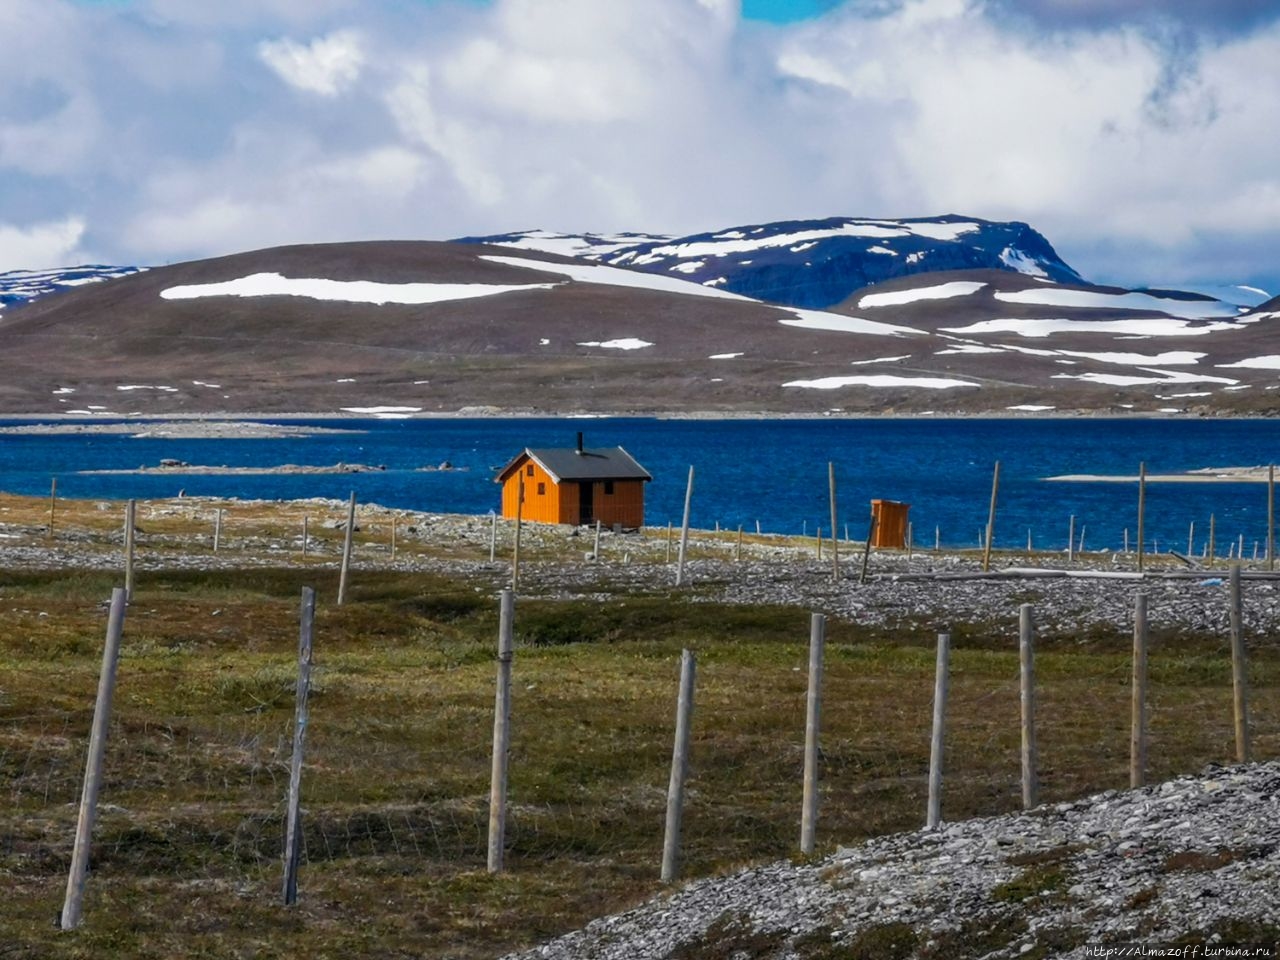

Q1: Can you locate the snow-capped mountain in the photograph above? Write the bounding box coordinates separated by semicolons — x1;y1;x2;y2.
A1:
460;215;1084;309
0;265;143;312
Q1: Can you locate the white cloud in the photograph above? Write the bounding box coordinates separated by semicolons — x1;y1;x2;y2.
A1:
0;0;1274;296
258;29;365;96
0;217;91;271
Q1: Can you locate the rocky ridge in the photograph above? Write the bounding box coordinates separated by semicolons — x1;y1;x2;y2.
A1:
504;762;1280;959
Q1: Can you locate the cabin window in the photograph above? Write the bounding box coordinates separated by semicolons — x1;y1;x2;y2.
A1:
537;482;546;495
526;464;534;476
603;481;615;495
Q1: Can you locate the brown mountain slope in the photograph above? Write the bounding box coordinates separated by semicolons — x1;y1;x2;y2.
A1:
0;241;1275;417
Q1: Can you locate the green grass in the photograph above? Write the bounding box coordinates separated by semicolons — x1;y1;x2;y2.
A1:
2;560;1278;959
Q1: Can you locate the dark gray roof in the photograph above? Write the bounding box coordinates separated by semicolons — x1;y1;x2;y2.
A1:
497;446;651;483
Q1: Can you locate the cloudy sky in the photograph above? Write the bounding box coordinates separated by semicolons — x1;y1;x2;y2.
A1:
2;0;1278;294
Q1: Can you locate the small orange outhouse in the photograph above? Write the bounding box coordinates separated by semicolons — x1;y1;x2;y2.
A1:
870;499;911;548
495;434;652;528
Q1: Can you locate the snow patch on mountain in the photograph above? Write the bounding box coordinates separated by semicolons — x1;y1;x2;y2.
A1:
0;264;143;311
995;288;1242;319
858;280;986;309
942;317;1241;338
783;374;978;390
161;272;556;305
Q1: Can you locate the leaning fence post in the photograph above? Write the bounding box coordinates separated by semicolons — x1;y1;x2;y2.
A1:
302;515;309;558
982;461;1000;572
213;507;223;553
488;589;515;873
675;466;695;587
1019;604;1038;809
927;628;951;829
661;649;696;882
1068;515;1076;563
859;514;877;584
1229;564;1251;763
61;587;128;930
123;499;136;601
800;614;826;854
1130;593;1148;789
282;587;315;905
337;491;356;605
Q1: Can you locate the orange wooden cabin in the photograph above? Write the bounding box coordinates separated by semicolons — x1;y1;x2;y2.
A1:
496;434;652;528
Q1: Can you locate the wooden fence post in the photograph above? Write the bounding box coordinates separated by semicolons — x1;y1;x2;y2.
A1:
123;499;136;602
927;629;951;829
800;613;825;854
48;477;57;539
1137;462;1146;572
828;462;839;582
1208;513;1216;568
487;589;515;872
213;508;222;553
675;466;694;587
512;476;525;589
1068;515;1075;563
859;513;877;585
1229;564;1250;763
1019;604;1038;809
1130;592;1148;789
735;525;743;563
934;525;940;552
489;511;498;563
666;522;673;563
907;522;914;561
982;461;1000;572
60;587;128;930
302;515;309;558
1187;520;1195;559
390;514;397;561
337;492;356;605
1269;465;1275;572
661;649;696;882
594;519;602;562
282;587;315;905
816;526;822;562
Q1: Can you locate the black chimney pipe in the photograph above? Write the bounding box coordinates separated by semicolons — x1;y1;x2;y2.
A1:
576;431;584;454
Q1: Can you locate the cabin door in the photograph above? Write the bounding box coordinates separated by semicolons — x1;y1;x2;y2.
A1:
578;482;594;525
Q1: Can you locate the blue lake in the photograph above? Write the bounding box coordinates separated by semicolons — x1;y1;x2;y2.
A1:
1;416;1277;554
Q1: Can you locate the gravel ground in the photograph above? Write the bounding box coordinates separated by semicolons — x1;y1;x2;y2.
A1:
2;500;1275;641
502;762;1280;959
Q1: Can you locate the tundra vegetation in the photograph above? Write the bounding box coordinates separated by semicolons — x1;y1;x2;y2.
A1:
1;492;1276;959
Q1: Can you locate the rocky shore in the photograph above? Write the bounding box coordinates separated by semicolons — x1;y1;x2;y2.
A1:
503;762;1280;959
1;499;1275;640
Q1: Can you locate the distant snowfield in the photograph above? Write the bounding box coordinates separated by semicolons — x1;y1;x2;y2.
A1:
483;254;920;337
577;338;653;350
341;406;423;418
609;219;982;266
1052;369;1239;387
1056;350;1206;366
858;281;986;309
161;272;557;305
1218;356;1280;370
994;288;1241;319
941;317;1240;338
1007;404;1055;411
487;230;670;259
783;374;979;390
